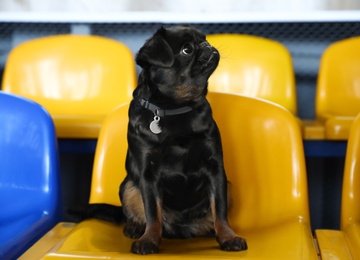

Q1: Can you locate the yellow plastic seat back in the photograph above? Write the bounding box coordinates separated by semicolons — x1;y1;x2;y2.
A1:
315;36;360;139
341;113;360;258
2;35;137;138
207;34;297;115
90;92;310;231
89;102;129;206
314;111;360;260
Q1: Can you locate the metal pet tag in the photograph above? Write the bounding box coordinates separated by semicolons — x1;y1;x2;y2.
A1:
150;116;162;134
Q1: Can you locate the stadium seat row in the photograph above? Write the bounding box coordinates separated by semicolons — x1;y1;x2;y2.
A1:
2;34;360;141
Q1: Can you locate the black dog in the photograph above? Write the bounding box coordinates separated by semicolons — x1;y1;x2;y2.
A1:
120;26;247;255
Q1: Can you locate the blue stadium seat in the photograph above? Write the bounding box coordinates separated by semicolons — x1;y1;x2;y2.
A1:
0;92;62;259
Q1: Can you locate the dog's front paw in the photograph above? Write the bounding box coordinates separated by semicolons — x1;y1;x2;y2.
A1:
219;236;248;251
131;239;160;255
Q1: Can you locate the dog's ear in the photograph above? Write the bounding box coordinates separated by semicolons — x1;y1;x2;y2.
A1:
136;27;174;68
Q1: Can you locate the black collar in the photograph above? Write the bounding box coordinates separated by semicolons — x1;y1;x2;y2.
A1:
140;99;193;117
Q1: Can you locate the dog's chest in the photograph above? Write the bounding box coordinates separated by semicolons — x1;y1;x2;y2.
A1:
153;136;209;173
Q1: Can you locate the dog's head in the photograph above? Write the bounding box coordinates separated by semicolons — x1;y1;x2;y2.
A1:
136;26;220;103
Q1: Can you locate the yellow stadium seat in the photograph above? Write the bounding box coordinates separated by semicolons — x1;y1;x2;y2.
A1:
315;36;360;140
21;93;317;259
340;113;360;258
2;35;137;138
206;34;323;139
207;34;297;115
315;113;360;259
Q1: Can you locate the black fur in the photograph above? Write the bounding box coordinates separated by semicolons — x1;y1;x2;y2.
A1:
120;26;247;254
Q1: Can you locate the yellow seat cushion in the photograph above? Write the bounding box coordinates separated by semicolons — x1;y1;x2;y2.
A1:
315;229;352;260
41;219;316;259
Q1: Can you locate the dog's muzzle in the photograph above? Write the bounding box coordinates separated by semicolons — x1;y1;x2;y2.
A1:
198;43;219;70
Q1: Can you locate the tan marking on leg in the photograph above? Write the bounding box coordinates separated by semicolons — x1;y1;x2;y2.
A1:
122;181;146;224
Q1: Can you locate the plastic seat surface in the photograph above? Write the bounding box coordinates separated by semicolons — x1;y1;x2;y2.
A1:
315;113;360;259
0;92;61;259
340;113;360;258
207;34;297;115
314;230;353;259
37;93;317;259
315;36;360;140
2;34;137;138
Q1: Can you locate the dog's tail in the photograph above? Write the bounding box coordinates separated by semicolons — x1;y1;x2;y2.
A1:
66;203;124;224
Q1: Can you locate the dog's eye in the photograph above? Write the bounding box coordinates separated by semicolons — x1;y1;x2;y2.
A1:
181;44;194;55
